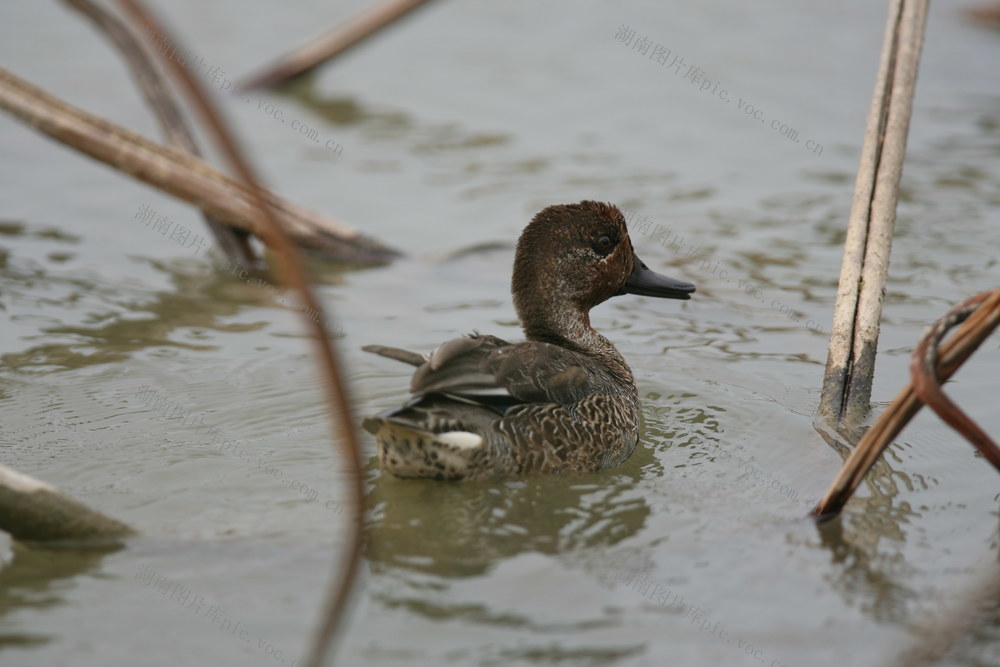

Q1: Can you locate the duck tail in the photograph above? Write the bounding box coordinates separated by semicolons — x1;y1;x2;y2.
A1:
364;415;484;481
361;345;426;367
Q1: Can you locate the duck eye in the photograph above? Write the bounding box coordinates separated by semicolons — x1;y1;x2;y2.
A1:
594;235;614;254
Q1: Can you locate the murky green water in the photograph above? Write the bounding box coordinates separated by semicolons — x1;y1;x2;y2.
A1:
2;1;999;665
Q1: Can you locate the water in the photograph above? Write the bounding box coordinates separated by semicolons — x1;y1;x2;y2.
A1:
2;1;999;665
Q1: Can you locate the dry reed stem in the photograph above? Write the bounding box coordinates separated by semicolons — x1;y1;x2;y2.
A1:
64;0;257;267
911;291;1000;470
240;0;440;89
818;0;929;431
0;464;133;545
0;66;398;264
812;288;1000;519
116;3;365;666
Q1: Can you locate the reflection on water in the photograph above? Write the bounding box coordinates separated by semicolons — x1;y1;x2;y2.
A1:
0;544;118;650
0;232;353;373
366;448;658;581
282;76;511;154
816;515;916;624
361;450;659;665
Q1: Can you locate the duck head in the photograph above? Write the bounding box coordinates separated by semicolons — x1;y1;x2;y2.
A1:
512;201;695;343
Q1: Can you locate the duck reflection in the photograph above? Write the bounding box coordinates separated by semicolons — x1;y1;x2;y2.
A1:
364;440;658;580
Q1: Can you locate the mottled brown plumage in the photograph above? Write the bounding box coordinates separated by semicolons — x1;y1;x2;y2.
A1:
363;201;695;480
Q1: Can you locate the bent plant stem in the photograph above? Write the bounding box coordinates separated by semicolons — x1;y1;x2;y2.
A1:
115;2;365;666
811;288;1000;519
911;290;1000;470
240;0;440;89
63;0;257;267
0;66;398;264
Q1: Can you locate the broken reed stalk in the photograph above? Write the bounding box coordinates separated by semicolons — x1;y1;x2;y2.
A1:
115;3;364;666
0;464;133;545
0;66;398;265
240;0;440;89
64;0;257;268
811;288;1000;519
911;294;1000;469
817;0;929;434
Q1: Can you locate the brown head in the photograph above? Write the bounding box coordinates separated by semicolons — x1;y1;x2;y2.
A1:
512;201;694;347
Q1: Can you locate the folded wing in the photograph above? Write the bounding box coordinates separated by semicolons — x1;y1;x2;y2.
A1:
365;333;597;412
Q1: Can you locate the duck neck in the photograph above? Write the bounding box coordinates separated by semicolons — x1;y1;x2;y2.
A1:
519;299;635;387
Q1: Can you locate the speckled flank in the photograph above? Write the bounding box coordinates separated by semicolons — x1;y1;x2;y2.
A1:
363;201;694;481
374;422;485;481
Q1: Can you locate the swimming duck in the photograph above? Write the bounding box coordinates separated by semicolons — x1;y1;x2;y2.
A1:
362;201;695;481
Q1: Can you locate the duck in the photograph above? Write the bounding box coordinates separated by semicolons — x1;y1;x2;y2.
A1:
362;201;695;481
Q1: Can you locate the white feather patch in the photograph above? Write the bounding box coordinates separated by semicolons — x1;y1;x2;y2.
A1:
436;431;483;449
